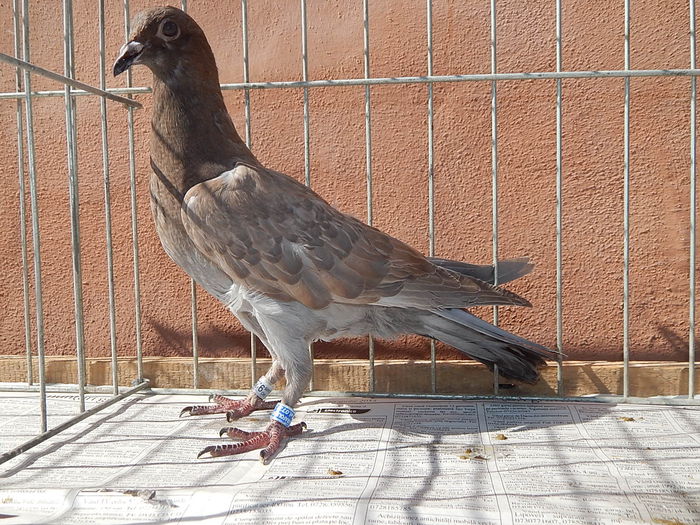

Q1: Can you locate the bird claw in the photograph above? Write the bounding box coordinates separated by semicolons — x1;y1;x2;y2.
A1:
180;404;225;417
219;426;258;440
197;421;306;461
197;446;216;459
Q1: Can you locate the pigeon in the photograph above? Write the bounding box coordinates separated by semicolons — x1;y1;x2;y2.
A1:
113;6;559;462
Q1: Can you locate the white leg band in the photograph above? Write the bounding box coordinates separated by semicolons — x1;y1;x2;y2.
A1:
252;376;274;400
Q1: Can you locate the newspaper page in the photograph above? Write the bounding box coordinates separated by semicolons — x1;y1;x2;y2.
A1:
1;392;699;524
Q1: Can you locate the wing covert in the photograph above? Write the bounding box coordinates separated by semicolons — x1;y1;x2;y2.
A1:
181;164;528;310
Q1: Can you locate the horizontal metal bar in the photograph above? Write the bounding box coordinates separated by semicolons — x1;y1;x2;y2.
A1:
0;52;142;108
0;380;150;465
140;387;700;406
0;382;138;394
2;68;700;102
3;383;699;406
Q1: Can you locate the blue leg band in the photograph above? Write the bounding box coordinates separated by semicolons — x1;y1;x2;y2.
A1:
270;402;295;427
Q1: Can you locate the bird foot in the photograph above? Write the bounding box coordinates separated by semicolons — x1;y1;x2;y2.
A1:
179;394;277;419
197;421;307;463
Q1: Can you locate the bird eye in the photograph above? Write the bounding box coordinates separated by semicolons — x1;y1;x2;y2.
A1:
160;19;180;39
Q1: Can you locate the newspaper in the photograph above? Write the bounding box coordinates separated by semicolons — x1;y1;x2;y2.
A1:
1;392;699;524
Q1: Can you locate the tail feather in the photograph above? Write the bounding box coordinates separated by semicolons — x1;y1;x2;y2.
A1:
416;308;562;384
428;256;534;285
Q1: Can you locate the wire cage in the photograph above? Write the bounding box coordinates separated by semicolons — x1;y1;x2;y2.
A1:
0;0;698;468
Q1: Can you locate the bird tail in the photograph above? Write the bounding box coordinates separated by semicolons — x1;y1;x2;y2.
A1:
415;308;562;384
427;256;534;285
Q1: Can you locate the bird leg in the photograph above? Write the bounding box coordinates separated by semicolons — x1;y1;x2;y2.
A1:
197;420;306;463
180;363;285;419
197;347;310;462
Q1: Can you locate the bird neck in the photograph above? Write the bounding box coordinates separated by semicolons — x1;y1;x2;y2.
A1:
149;64;258;198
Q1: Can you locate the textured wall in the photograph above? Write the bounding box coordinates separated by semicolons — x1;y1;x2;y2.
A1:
0;0;695;366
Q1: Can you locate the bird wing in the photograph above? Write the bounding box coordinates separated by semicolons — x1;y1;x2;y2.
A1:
180;163;529;310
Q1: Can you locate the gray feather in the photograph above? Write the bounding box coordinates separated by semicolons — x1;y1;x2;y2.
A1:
428;256;533;285
413;308;562;384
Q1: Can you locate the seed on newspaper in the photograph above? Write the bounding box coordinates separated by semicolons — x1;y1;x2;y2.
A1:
495;434;507;440
327;469;343;476
617;416;635;422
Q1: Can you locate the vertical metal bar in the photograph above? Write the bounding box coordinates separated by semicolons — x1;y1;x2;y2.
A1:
622;0;631;398
123;0;144;382
300;0;315;391
555;0;564;396
63;0;87;412
13;0;33;385
191;280;199;389
426;0;437;394
301;0;311;188
690;0;697;399
98;0;119;395
179;0;199;392
363;0;375;392
240;0;256;385
490;0;500;394
22;0;47;432
490;0;499;318
241;0;252;148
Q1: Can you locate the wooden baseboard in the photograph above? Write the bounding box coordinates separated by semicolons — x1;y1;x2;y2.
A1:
0;356;696;398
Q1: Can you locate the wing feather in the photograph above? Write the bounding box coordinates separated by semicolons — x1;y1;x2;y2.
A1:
180;164;530;310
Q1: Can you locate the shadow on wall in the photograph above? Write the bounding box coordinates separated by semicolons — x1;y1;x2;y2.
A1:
654;325;694;362
146;315;694;362
145;318;270;359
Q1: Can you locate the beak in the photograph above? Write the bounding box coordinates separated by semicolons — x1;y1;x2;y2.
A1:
113;41;145;76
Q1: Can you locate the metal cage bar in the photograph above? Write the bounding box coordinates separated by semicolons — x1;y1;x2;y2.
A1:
179;0;199;392
555;0;565;396
362;0;376;393
300;0;316;391
622;0;632;398
426;0;438;394
12;0;33;388
122;0;145;383
240;0;257;388
62;0;88;414
301;0;311;189
691;0;697;400
7;68;700;103
490;0;500;396
20;0;47;434
98;0;119;396
0;53;141;108
191;280;200;389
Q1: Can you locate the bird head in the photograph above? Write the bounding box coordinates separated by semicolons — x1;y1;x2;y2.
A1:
113;6;213;80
